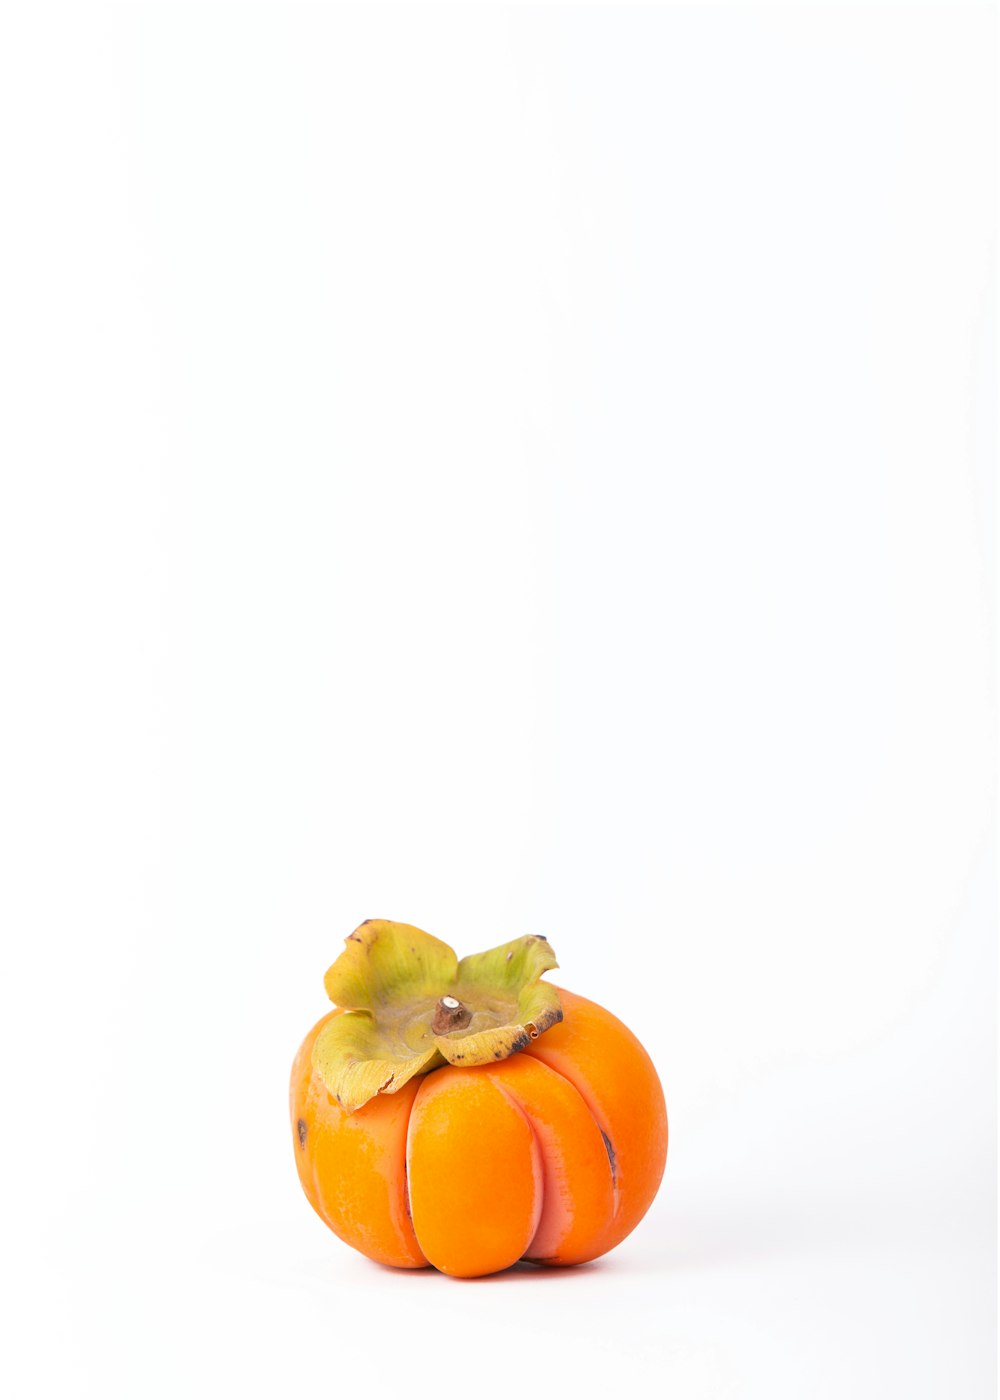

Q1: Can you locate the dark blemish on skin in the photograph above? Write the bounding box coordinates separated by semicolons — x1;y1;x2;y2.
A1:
511;1032;530;1054
601;1130;617;1185
495;1049;503;1058
403;1158;414;1224
348;934;362;943
296;1118;308;1149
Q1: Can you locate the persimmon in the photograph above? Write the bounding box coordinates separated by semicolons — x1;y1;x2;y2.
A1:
290;921;668;1277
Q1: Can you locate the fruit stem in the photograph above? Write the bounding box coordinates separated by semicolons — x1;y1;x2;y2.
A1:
431;995;472;1035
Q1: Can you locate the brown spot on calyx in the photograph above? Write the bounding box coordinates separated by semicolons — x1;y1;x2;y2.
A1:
296;1118;308;1148
530;1004;563;1038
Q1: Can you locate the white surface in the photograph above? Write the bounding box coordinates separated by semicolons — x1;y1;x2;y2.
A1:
0;4;995;1397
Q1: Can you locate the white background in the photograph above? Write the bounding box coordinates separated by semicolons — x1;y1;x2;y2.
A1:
0;3;995;1396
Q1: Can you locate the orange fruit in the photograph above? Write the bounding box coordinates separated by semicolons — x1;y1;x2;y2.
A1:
290;921;667;1277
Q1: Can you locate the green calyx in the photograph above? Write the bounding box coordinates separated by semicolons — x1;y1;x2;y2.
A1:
312;920;563;1112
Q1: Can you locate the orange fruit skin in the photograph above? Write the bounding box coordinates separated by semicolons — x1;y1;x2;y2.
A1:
290;987;668;1277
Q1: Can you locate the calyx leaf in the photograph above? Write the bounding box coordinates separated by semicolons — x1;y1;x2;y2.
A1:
323;920;458;1011
312;922;563;1111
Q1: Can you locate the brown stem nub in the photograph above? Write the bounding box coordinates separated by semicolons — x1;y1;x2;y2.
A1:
431;995;472;1035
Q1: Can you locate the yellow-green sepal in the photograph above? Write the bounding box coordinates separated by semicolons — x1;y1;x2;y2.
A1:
436;935;563;1065
312;1011;445;1114
323;920;458;1011
455;934;559;1000
313;923;563;1112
